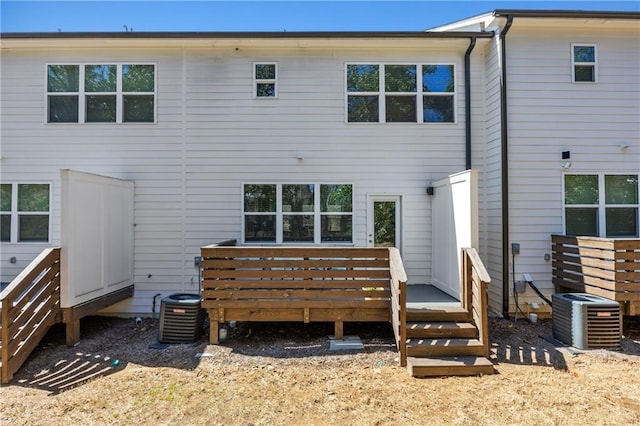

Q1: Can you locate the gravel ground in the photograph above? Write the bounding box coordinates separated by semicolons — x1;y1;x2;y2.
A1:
1;315;639;425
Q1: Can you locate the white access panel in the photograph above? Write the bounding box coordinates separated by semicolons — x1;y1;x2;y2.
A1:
431;169;478;299
60;170;134;308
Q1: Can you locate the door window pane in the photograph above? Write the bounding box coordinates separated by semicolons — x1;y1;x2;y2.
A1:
564;175;598;204
605;175;638;204
374;201;397;247
606;208;638;237
565;208;598;236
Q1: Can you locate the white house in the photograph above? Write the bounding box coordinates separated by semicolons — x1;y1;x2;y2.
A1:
1;9;638;318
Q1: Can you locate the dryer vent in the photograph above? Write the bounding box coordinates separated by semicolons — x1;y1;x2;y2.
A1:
158;293;205;344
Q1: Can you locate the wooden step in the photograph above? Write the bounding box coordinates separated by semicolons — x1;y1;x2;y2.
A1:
406;338;485;357
406;322;477;339
407;356;495;377
406;306;471;322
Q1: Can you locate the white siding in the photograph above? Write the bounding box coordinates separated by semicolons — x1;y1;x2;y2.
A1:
1;41;485;315
503;20;640;314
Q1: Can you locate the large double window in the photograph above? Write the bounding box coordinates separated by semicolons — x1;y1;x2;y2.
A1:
346;63;455;123
564;174;639;237
1;183;51;243
243;184;353;244
47;64;155;123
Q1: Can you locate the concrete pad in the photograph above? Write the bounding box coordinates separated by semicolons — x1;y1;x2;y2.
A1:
329;335;364;351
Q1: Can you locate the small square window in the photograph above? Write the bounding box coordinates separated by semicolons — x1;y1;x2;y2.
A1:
254;63;277;98
572;44;597;83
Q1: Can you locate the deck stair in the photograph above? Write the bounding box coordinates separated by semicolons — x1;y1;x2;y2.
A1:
405;306;494;377
391;248;495;378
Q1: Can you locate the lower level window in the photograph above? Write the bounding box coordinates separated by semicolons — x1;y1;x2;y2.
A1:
243;183;352;243
1;183;51;243
564;174;638;237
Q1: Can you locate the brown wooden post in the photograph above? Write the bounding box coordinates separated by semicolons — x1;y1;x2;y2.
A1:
66;319;81;347
209;318;220;344
1;298;10;383
334;321;344;340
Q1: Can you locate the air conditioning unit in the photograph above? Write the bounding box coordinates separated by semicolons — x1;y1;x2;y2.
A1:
158;293;205;344
552;293;621;350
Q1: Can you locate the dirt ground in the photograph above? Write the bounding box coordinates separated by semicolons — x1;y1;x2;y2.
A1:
1;315;640;426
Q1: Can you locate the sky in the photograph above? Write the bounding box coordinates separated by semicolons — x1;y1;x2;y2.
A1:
1;0;638;33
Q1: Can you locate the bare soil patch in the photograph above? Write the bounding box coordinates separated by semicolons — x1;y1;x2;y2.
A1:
2;316;640;425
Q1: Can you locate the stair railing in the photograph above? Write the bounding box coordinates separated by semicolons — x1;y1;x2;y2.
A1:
389;247;408;367
1;247;61;383
461;247;491;357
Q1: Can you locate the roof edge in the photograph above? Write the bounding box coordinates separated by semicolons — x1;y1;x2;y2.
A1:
0;30;495;40
492;9;640;19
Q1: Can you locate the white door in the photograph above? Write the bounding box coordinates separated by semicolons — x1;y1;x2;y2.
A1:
367;196;401;251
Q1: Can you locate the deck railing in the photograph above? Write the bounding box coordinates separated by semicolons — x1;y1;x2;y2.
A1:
462;247;491;358
551;235;640;314
389;247;408;366
1;247;61;383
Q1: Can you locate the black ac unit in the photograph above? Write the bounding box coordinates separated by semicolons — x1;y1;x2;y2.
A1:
158;293;205;344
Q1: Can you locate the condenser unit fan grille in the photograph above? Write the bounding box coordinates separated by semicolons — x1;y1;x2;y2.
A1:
158;293;205;344
552;293;620;350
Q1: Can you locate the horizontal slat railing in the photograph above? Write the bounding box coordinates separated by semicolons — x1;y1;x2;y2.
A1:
389;247;408;367
1;248;61;383
201;245;395;343
551;235;640;302
462;248;491;358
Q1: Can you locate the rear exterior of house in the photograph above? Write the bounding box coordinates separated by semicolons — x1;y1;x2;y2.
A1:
0;32;493;315
1;10;638;318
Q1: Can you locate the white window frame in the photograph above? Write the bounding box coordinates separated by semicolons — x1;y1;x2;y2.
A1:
253;62;278;99
571;43;598;83
242;183;353;244
45;63;157;124
563;173;639;237
1;182;52;244
345;62;457;124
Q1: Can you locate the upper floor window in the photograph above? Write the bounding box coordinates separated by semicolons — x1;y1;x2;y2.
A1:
254;63;277;98
47;64;156;123
564;174;638;237
572;44;597;83
346;63;455;123
1;183;51;243
243;183;352;244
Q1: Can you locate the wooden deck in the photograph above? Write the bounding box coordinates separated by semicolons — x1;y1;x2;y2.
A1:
201;245;397;343
202;243;494;377
0;248;133;384
552;235;640;315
